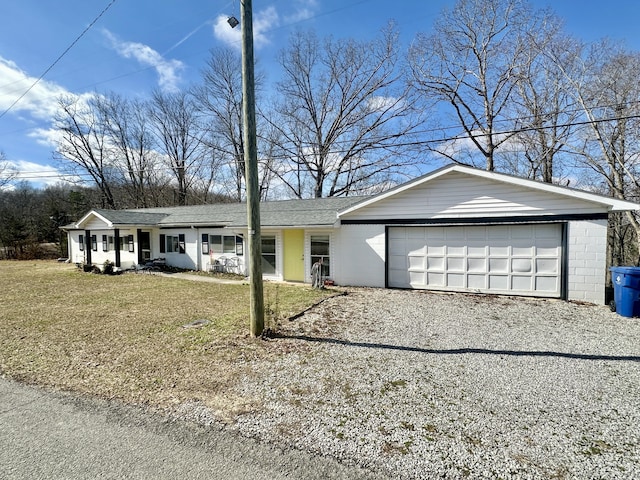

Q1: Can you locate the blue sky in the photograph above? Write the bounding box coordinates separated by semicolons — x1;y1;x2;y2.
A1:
1;0;639;188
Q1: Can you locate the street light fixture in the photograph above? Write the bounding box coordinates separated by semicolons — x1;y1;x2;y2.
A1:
227;16;239;28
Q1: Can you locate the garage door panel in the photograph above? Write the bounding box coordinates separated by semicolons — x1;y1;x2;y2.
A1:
428;245;445;255
468;246;487;256
447;257;465;271
489;275;509;290
489;245;509;256
488;226;510;238
388;224;562;298
388;254;407;270
408;271;425;285
467;258;485;272
489;258;509;272
427;256;444;270
536;276;558;292
468;274;486;289
536;245;558;256
512;275;533;290
512;258;532;273
427;272;445;286
447;273;465;287
408;256;424;269
536;258;558;274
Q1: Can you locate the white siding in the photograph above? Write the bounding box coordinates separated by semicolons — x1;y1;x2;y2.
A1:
342;171;608;221
85;218;111;230
333;225;386;287
198;228;247;275
161;229;198;270
566;220;607;304
69;232;86;264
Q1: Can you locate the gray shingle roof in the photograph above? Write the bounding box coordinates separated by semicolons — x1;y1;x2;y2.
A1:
92;209;171;225
90;196;369;229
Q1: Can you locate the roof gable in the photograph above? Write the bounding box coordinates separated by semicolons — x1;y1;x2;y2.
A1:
339;164;640;220
74;209;170;229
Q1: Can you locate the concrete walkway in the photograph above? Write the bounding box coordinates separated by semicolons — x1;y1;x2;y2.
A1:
156;271;247;284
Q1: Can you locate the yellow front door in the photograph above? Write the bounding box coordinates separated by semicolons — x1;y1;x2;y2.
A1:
283;229;304;282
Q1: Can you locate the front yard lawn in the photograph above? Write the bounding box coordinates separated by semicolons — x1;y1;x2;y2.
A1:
0;261;333;411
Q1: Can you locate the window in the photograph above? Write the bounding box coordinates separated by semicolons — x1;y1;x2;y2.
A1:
166;235;179;253
209;235;222;254
208;235;243;255
108;236;114;251
119;237;128;251
91;235;97;251
165;234;185;254
79;234;84;251
201;233;209;254
102;235;108;252
223;236;235;254
310;234;330;277
261;235;276;275
127;235;134;253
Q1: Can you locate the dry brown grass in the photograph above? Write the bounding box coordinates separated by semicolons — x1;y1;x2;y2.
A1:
0;261;334;415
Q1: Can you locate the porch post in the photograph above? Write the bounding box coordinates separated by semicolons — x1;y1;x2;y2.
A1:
85;229;91;265
114;228;121;268
137;229;143;264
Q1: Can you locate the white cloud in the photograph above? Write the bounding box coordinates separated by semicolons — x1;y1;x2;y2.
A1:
213;6;280;50
103;30;184;93
0;56;70;120
28;127;62;148
3;158;79;188
284;0;319;23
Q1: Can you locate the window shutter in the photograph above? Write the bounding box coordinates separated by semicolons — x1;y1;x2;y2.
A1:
159;234;166;253
178;233;186;254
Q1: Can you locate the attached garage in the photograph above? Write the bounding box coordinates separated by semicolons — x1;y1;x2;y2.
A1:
335;164;640;305
387;223;563;297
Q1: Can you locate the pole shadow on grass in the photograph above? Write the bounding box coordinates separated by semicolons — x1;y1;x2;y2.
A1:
271;334;640;362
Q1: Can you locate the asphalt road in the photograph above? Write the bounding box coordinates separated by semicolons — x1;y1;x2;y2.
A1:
0;377;379;480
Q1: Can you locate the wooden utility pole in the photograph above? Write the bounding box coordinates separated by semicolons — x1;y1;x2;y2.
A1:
240;0;264;336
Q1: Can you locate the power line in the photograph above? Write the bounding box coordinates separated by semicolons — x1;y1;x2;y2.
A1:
0;0;118;121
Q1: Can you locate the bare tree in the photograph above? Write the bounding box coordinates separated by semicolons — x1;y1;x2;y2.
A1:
409;0;537;171
193;48;247;201
0;151;17;189
93;93;168;208
560;43;640;265
148;90;207;206
53;95;117;209
270;25;420;198
509;21;581;183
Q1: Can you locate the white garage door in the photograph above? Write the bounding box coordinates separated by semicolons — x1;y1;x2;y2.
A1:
388;224;562;297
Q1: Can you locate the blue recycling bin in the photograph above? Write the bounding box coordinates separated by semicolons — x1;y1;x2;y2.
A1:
610;267;640;317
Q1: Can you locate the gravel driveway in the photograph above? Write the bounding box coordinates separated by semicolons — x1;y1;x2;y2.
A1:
179;288;640;479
